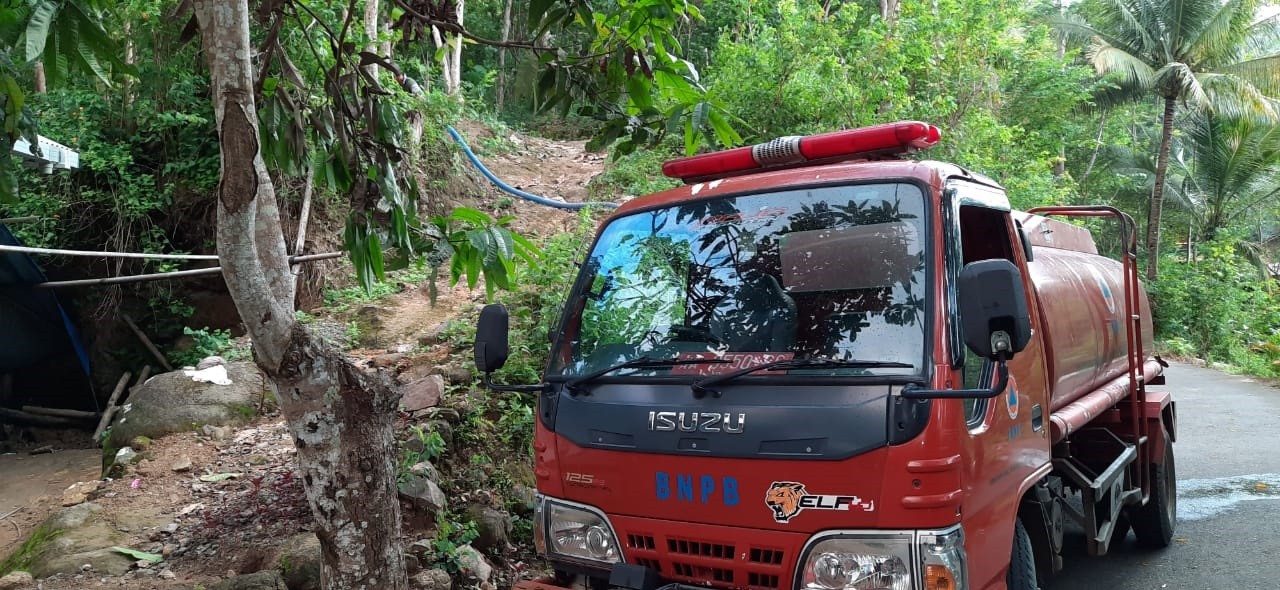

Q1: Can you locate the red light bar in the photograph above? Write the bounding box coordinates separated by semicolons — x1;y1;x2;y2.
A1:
661;121;941;183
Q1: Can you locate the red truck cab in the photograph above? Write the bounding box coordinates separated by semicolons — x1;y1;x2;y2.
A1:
474;122;1176;590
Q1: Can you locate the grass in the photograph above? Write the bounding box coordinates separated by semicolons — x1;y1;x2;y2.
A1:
0;524;60;576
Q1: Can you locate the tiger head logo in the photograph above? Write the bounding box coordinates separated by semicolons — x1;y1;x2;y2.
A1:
765;481;807;523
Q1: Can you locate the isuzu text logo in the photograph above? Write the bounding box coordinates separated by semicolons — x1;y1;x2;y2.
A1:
647;411;746;433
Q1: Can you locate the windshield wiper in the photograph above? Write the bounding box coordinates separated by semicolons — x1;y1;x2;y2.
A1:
690;357;914;398
563;356;731;397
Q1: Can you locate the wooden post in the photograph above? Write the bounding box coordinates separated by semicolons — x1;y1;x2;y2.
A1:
121;314;174;372
0;408;81;428
92;372;133;444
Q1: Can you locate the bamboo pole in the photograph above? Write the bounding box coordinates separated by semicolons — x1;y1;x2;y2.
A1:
20;406;98;420
0;216;39;224
291;174;315;273
121;314;174;372
0;244;220;260
92;372;133;444
0;407;81;428
30;252;343;289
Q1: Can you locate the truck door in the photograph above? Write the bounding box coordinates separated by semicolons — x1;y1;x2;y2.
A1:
943;180;1052;589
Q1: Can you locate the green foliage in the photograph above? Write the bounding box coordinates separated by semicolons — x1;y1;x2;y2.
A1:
426;514;480;574
398;424;447;483
167;327;234;368
1151;238;1280;375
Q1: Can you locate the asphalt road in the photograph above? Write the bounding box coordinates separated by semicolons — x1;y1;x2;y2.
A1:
1045;362;1280;590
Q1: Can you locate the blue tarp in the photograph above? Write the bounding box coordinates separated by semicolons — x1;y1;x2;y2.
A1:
0;223;91;377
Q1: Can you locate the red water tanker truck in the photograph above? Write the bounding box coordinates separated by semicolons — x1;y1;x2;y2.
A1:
474;121;1175;590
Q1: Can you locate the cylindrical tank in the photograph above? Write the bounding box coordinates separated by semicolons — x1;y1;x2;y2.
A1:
1018;215;1155;411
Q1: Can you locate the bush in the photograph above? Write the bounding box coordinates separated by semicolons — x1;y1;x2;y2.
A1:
1150;239;1280;375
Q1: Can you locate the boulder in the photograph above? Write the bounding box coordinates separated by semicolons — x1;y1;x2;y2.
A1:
441;365;474;386
399;376;445;412
209;571;288;590
274;532;321;590
0;571;34;590
107;361;269;448
464;505;511;553
29;503;132;578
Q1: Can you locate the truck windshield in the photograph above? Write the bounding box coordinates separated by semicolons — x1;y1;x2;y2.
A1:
550;182;928;379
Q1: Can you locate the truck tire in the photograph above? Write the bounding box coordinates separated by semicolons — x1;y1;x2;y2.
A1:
1131;429;1176;548
1007;519;1039;590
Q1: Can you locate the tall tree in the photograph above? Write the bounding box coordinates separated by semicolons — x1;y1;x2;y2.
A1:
192;1;409;587
1059;0;1280;280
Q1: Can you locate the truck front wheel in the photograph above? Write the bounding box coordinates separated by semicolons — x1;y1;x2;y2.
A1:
1007;519;1039;590
1130;428;1176;548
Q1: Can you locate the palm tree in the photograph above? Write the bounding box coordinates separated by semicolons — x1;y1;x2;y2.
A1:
1059;0;1280;280
1168;113;1280;242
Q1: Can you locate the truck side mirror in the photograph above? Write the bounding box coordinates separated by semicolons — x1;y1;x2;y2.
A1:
474;304;510;374
958;259;1031;361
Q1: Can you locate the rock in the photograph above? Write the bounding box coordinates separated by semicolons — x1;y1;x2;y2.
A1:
399;376;445;412
114;447;139;466
158;569;176;580
129;436;154;449
404;553;421;575
29;503;132;578
246;454;269;466
464;505;511;553
508;485;536;517
371;352;409;368
409;568;452;590
208;571;287;590
60;481;101;507
441;365;474;385
424;408;461;424
398;476;447;518
408;461;439;481
454;545;493;583
171;456;193;472
274;532;321;590
0;571;34;590
407;539;434;557
197;356;228;370
417;324;447;347
107;361;268;448
34;548;134;577
202;424;233;441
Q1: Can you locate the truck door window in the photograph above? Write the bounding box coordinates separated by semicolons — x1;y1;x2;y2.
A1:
951;194;1016;424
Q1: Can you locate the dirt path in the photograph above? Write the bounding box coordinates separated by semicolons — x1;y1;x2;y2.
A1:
0;448;101;553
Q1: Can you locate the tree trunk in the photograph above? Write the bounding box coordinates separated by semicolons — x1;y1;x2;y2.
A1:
880;0;899;25
1147;95;1176;281
33;62;46;93
364;0;380;77
450;0;465;99
192;3;408;589
496;0;512;110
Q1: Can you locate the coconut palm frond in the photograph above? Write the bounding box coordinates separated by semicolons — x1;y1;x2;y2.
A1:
1091;42;1158;87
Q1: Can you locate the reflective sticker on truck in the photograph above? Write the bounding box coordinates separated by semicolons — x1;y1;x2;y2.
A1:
764;481;875;524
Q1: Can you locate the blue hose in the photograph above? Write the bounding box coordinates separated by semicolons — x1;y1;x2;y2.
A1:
446;126;619;210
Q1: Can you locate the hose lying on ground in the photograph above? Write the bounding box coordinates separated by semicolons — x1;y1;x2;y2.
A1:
446;126;620;211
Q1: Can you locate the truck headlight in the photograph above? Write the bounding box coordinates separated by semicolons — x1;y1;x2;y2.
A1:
797;527;968;590
799;533;913;590
537;496;621;565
